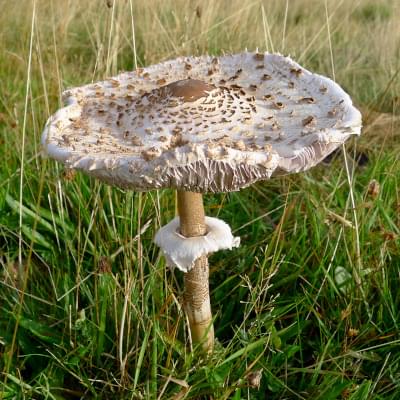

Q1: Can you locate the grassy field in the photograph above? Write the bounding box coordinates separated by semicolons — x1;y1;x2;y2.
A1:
1;0;400;398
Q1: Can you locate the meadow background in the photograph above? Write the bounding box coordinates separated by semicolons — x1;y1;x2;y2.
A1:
0;0;399;398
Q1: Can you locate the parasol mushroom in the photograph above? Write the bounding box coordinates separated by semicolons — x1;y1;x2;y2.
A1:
41;52;362;353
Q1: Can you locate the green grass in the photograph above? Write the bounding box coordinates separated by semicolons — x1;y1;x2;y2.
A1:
1;0;400;398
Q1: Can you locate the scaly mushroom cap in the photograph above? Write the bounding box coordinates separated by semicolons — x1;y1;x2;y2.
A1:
42;52;362;192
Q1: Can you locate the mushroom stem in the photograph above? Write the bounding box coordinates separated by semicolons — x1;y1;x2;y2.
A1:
177;190;214;352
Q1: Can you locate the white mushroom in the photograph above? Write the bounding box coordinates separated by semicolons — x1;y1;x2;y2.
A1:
41;51;362;353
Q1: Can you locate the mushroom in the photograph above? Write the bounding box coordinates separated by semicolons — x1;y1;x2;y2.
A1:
41;52;362;353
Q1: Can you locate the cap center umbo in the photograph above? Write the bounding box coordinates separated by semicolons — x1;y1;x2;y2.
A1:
161;79;216;102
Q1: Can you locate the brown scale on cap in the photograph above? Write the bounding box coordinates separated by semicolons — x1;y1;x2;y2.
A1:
131;135;143;146
300;97;315;104
273;102;285;109
159;79;216;102
302;115;316;127
271;122;280;131
290;68;303;77
261;74;272;81
142;147;161;161
328;108;338;117
171;133;189;148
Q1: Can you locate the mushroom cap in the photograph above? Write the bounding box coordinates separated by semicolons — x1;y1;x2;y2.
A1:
42;52;362;192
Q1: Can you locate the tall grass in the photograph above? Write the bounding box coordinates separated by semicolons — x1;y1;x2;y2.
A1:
0;0;399;398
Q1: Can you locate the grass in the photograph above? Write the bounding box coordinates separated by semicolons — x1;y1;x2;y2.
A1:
0;0;400;398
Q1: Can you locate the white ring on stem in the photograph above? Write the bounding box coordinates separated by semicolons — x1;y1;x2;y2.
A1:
154;217;240;272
